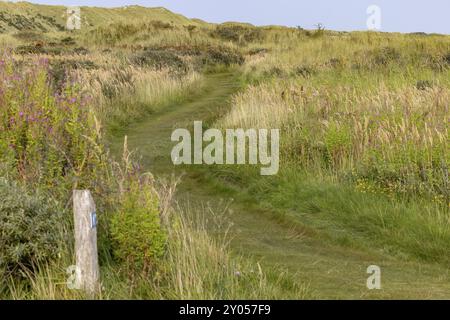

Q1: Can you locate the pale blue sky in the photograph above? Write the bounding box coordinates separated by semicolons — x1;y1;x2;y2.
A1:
30;0;450;34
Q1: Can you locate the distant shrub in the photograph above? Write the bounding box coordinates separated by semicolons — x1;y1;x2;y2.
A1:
149;20;173;30
409;32;428;37
73;47;89;55
373;47;402;66
211;25;264;43
310;23;325;38
132;49;187;71
15;42;64;56
264;67;286;78
248;48;268;55
110;181;167;273
416;80;433;90
185;24;197;34
294;65;315;78
443;53;450;65
201;46;244;66
304;30;313;37
14;44;45;54
12;31;43;42
60;36;76;46
49;59;97;91
0;179;63;278
327;57;344;68
45;47;63;55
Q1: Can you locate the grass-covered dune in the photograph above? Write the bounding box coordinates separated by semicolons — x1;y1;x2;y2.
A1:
0;2;204;33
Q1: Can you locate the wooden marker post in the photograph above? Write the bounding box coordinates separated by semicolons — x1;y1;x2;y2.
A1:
73;190;100;297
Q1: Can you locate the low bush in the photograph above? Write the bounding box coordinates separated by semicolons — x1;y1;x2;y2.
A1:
110;180;167;274
211;25;264;44
60;37;76;46
131;48;187;71
12;31;44;42
149;20;173;30
443;52;450;65
15;44;45;54
201;46;244;66
248;48;268;55
416;80;433;90
373;46;402;66
293;65;315;78
73;47;89;55
49;59;98;91
0;179;63;278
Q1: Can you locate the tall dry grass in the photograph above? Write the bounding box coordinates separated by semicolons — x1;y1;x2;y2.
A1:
77;65;202;130
222;32;449;202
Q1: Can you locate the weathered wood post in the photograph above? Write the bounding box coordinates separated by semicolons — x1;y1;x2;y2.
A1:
73;190;100;297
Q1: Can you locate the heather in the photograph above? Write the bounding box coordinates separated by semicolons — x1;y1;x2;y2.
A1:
0;55;103;196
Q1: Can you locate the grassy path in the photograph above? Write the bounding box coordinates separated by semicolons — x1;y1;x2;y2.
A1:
110;71;450;299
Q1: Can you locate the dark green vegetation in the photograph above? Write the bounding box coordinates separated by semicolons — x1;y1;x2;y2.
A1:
0;180;63;279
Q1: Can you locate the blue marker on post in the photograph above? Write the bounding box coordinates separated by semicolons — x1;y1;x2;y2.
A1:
90;211;97;229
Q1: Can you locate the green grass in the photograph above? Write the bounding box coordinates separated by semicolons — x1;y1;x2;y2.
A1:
207;166;450;263
109;70;450;299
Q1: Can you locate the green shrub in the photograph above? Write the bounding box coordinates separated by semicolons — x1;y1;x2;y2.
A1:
416;80;433;90
373;46;402;66
294;65;315;78
201;46;245;66
14;44;46;54
248;48;268;55
211;25;264;43
264;66;286;78
0;179;63;278
110;182;167;273
149;20;173;30
12;31;44;42
73;47;89;55
131;49;187;71
60;36;76;46
324;123;352;166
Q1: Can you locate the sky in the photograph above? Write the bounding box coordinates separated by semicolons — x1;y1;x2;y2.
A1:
29;0;450;34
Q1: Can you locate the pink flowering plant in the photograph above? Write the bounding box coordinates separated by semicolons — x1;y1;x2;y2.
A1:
0;54;104;195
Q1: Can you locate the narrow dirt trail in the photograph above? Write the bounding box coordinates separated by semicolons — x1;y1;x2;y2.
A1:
110;71;450;299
